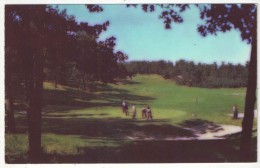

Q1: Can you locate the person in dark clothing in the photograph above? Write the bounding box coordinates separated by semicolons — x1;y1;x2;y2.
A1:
142;107;147;119
125;104;129;116
233;104;238;119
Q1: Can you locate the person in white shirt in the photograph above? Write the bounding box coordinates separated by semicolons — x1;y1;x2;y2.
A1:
122;100;126;114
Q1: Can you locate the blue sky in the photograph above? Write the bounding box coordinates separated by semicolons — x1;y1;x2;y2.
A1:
58;4;251;65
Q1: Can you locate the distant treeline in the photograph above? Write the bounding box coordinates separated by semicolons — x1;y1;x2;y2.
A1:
124;60;248;88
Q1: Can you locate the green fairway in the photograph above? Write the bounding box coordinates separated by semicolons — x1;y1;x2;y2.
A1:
6;74;257;163
43;74;247;125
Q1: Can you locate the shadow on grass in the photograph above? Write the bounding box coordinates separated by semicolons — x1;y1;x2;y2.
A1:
15;117;196;139
178;119;224;134
14;80;149;113
116;79;142;85
64;78;142;89
42;113;110;118
8;116;257;163
7;138;257;163
42;83;154;113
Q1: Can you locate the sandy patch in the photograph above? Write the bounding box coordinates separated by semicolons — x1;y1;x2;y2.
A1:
124;124;242;141
194;125;242;140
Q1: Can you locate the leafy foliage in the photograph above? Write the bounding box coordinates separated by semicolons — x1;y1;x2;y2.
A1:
197;4;256;43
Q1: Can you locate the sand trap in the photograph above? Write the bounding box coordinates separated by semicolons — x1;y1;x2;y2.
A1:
193;125;242;140
124;124;242;141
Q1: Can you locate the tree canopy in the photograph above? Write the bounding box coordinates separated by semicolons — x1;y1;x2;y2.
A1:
125;60;248;88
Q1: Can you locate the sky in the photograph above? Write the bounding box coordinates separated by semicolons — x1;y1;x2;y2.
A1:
58;4;251;65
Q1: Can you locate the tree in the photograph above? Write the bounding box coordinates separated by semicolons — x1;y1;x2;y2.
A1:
5;6;21;133
5;7;49;161
44;7;77;87
5;5;83;162
5;5;129;162
74;28;100;90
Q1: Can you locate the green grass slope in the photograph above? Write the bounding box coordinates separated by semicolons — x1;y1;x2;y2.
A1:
115;74;246;125
6;74;257;163
41;74;247;126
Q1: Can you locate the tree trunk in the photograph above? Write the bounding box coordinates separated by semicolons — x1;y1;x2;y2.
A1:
81;72;87;91
27;53;44;163
5;94;16;133
18;6;46;162
54;76;58;88
54;69;58;88
239;35;257;162
5;71;16;133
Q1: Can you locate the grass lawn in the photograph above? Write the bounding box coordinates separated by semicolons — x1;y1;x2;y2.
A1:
5;74;257;163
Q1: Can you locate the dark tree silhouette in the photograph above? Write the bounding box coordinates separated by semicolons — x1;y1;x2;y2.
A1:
5;5;128;162
5;6;48;161
5;6;20;133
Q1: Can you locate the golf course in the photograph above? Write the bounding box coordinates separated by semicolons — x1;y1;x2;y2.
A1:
5;74;257;163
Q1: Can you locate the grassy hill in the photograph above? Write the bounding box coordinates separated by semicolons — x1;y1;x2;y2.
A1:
112;74;246;125
42;74;247;126
6;74;257;163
